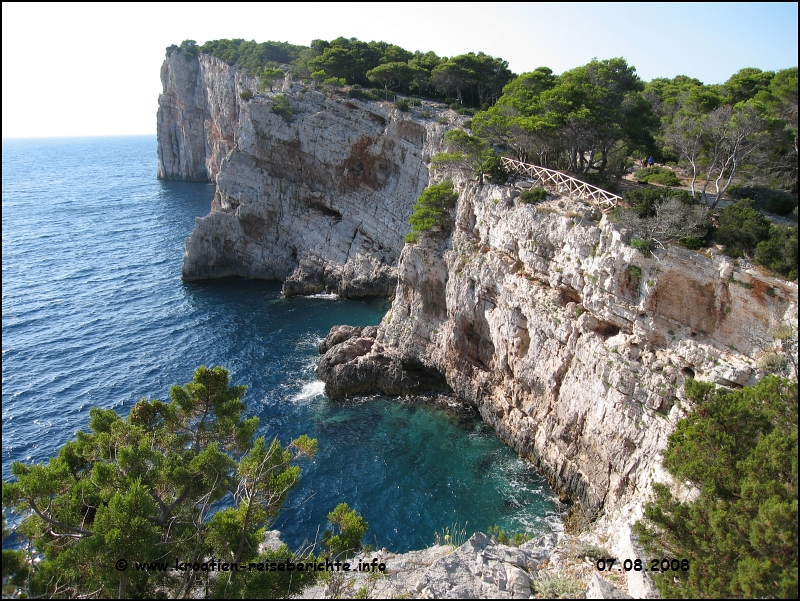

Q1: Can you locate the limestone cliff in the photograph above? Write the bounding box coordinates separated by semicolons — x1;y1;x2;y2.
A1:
157;53;258;182
157;52;798;596
317;179;798;595
158;52;451;296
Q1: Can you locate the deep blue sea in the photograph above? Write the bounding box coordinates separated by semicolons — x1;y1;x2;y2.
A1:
2;135;561;552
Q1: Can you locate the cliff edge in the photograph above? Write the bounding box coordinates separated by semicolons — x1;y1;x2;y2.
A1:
316;180;797;596
158;52;451;297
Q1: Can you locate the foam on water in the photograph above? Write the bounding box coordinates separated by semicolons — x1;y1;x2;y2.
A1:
290;380;326;403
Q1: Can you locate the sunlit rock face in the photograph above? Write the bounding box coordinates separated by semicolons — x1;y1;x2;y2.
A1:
157;53;255;182
158;52;451;295
319;180;797;526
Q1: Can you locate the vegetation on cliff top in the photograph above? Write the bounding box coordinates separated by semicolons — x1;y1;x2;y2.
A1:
167;37;513;109
405;181;459;244
635;376;798;598
2;367;370;599
614;189;797;279
167;37;795;206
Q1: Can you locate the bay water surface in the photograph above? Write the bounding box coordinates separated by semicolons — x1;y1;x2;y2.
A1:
2;135;561;552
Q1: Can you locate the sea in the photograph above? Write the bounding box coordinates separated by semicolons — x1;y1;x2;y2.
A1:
1;135;562;552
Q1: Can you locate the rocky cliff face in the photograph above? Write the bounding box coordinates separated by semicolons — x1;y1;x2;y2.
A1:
317;179;797;593
182;92;449;296
157;53;258;182
159;53;451;295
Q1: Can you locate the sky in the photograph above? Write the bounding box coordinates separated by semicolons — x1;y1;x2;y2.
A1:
2;2;797;138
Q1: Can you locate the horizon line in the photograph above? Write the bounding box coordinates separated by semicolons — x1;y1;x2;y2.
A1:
2;133;157;140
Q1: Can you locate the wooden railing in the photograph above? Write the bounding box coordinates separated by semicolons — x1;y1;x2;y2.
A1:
501;157;621;212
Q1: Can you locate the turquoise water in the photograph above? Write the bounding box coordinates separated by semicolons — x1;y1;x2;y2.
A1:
2;136;561;552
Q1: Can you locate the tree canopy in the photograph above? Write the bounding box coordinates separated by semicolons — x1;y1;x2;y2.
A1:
165;37;513;109
2;366;320;599
635;376;798;598
405;180;459;243
472;58;656;174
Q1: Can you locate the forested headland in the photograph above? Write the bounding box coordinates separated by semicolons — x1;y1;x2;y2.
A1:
166;36;797;281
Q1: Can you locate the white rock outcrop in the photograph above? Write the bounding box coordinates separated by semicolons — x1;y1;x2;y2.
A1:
157;53;258;182
158;52;452;295
318;180;798;594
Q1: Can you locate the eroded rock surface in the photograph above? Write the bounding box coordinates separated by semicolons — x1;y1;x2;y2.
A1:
180;90;448;295
157;53;257;182
296;532;631;599
317;180;798;595
159;52;453;296
316;325;450;398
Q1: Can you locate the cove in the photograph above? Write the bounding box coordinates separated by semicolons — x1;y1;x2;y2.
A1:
1;136;562;554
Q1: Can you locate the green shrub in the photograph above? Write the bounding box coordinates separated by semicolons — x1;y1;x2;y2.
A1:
271;94;293;120
755;224;798;280
239;89;254;101
622;187;698;218
404;231;419;244
644;170;681;186
634;166;667;182
728;185;798;217
627;265;642;279
630;238;652;255
715;199;771;257
635;166;680;186
322;77;346;88
406;180;459;242
481;154;509;182
348;84;376;100
196;38;305;77
449;102;462;111
487;525;531;547
407;98;421;107
322;503;368;559
634;377;798;599
394;100;409;112
176;39;199;58
680;236;706;250
519;188;548;204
